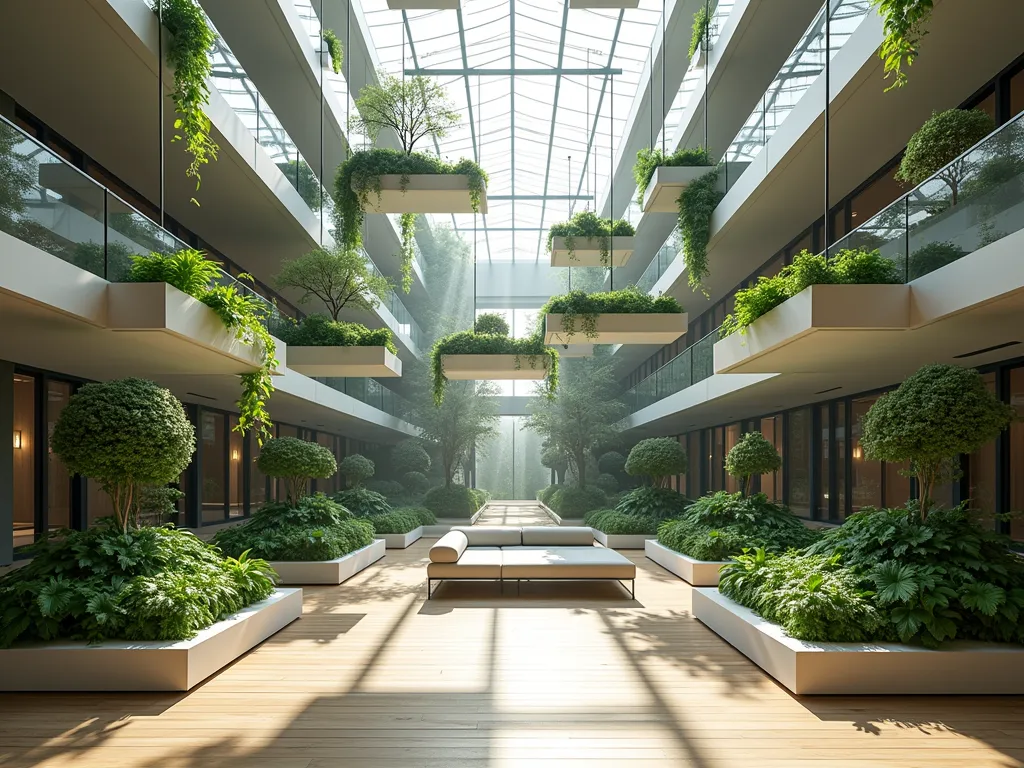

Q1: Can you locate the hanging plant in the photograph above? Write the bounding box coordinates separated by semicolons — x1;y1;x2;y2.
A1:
323;28;343;75
430;331;558;406
546;210;635;266
398;212;416;293
154;0;219;206
538;287;683;341
677;167;723;295
689;5;711;60
632;145;712;205
127;249;277;444
871;0;936;91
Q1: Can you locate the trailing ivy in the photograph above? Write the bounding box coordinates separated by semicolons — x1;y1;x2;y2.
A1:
537;286;683;342
546;209;635;266
431;331;558;405
689;4;711;60
399;212;416;292
677;167;724;295
871;0;936;91
322;28;343;75
633;146;711;206
154;0;219;205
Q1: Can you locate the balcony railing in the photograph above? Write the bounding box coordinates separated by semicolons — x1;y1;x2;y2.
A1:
634;242;679;295
319;377;415;423
624;330;717;415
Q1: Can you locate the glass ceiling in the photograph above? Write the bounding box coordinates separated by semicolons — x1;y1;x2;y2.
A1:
360;0;665;262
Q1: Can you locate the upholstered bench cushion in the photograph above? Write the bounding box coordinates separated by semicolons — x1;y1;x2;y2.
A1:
500;547;636;579
429;531;469;563
427;547;502;578
520;526;595;546
451;526;522;547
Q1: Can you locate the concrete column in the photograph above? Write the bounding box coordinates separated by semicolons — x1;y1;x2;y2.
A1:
0;360;14;565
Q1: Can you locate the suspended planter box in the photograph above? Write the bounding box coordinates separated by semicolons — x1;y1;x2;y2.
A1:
387;0;459;7
570;0;640;7
441;354;550;381
549;236;634;268
642;166;715;213
544;313;687;345
552;343;595;358
355;174;487;214
286;346;402;378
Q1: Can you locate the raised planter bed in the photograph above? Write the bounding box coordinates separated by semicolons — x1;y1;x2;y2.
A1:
376;526;424;549
641;166;714;213
441;354;549;380
356;174;487;214
270;540;385;585
693;588;1024;695
536;501;584;527
422;510;486;537
549;236;634;268
594;530;654;550
645;540;727;586
0;588;302;692
544;313;687;345
286;346;401;378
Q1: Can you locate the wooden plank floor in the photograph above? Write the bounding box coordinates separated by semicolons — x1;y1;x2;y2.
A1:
1;502;1022;767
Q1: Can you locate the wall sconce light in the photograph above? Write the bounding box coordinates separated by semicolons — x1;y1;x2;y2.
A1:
13;430;22;449
853;444;863;460
231;449;239;461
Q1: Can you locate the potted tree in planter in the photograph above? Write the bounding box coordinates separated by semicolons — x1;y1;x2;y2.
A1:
540;286;686;345
724;431;781;496
547;210;636;267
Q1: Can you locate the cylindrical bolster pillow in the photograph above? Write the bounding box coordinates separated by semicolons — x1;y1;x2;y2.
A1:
429;531;468;563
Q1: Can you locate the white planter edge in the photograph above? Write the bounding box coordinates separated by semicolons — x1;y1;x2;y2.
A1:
645;540;727;586
270;539;385;585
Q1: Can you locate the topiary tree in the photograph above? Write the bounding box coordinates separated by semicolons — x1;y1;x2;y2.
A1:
474;312;510;336
624;438;687;488
340;453;375;488
860;364;1014;520
598;451;626;476
391;439;431;475
50;378;195;532
256;437;337;505
895;109;995;205
595;472;619;495
725;432;781;496
402;470;430;494
541;445;569;485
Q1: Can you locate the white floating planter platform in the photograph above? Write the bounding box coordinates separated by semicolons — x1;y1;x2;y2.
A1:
441;354;550;380
645;540;727;585
270;540;385;585
357;174;487;214
549;236;634;268
0;589;301;692
570;0;640;7
594;530;655;549
376;526;424;549
286;346;402;378
641;166;715;213
387;0;458;7
545;313;687;345
693;588;1024;695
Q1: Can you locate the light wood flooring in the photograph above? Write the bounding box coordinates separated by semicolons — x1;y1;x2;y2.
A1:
1;502;1022;767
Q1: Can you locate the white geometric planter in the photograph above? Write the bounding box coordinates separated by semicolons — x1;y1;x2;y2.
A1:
594;530;654;549
641;166;715;213
0;589;302;692
357;174;487;214
693;588;1024;695
544;313;687;345
270;540;385;585
645;540;727;586
286;346;402;378
376;526;424;549
549;236;634;268
441;354;550;380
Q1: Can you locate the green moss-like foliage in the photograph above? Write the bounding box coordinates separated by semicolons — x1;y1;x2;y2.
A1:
658;492;817;561
908;240;968;280
633;145;712;206
585;509;658;536
474;312;510;336
551;486;606;518
678;167;724;295
725;432;781;495
0;521;274;647
394;506;437;526
256;437;337;505
538;484;564;507
721;248;902;337
594;473;619;495
423;484;479;519
615;486;691;521
598;451;626;475
401;471;430;494
367;510;421;535
391;439;431;475
322;27;343;74
625;438;687;487
546;210;635;266
861;364;1014;518
340;454;375;487
273;314;397;355
431;331;558;405
688;4;711;59
539;287;683;342
896;109;994;187
50;378;195;532
333;487;391;518
366;480;404;499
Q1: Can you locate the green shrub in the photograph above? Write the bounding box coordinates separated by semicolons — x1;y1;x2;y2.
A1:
616;486;691;521
391;440;431;474
431;330;557;405
538;287;683;342
367;511;421;535
423;484;478;519
625;438;687;487
538;484;563;507
896;109;995;187
50;378;195;532
474;312;510;336
272;314;397;354
725;432;781;495
402;471;430;494
471;488;490;509
678;168;724;294
546;210;635;266
0;522;274;647
256;437;337;504
553;486;606;517
340;454;375;487
598;451;626;476
633;145;711;205
595;473;619;495
332;487;391;518
908;240;968;280
366;480;404;498
688;4;710;58
587;510;658;536
394;506;437;526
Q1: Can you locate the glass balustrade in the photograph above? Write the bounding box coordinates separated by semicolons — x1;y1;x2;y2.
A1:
624;330;717;415
634;242;680;295
319;377;416;422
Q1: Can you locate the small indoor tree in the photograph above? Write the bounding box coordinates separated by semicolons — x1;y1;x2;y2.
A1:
725;432;781;496
275;245;392;321
51;378;195;532
598;450;626;477
624;438;687;488
391;439;431;475
895;109;995;204
860;364;1014;519
351;73;460;155
418;380;499;487
340;454;375;488
541;445;569;485
474;312;510;336
257;437;337;505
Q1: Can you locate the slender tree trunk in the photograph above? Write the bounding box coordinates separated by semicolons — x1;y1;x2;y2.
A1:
574;450;586;488
740;476;749;497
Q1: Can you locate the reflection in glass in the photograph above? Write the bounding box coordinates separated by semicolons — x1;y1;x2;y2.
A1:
12;374;36;550
201;411;226;524
47;381;73;531
788;408;812;518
